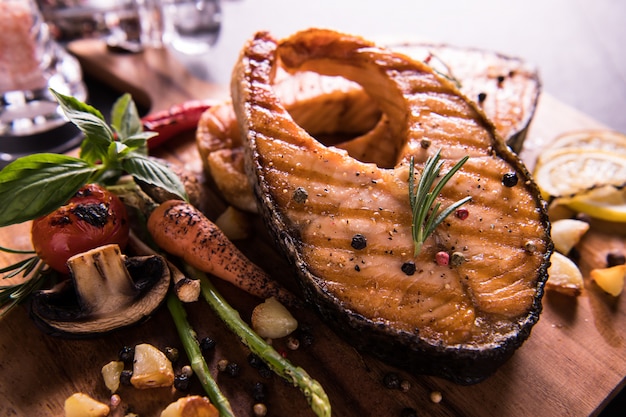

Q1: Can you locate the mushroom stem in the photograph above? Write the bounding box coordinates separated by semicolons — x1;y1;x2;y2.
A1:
68;244;137;315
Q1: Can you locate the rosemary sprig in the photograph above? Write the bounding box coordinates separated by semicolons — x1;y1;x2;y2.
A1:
424;51;462;89
0;247;52;318
409;149;471;256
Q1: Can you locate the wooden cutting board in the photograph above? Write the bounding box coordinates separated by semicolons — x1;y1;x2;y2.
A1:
0;38;624;417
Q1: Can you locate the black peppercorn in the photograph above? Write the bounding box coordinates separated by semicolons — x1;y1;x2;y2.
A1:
200;336;216;352
119;369;133;386
225;362;241;377
502;172;518;187
174;373;191;391
248;353;263;369
252;381;267;402
477;92;487;103
351;234;367;250
248;353;272;378
383;372;401;389
292;187;308;204
607;252;626;267
401;261;416;276
118;346;134;364
258;366;272;379
298;327;315;348
164;347;179;363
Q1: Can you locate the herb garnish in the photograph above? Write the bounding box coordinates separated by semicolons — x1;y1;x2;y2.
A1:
409;149;471;256
0;246;49;317
424;51;462;89
0;89;187;314
0;89;187;228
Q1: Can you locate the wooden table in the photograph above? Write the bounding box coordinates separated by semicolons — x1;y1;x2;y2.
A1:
1;31;625;417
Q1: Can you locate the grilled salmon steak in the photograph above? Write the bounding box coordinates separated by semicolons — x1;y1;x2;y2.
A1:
390;42;541;153
197;42;540;212
231;29;552;384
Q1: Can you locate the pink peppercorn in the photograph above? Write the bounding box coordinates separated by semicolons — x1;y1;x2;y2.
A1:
455;208;469;220
435;251;449;266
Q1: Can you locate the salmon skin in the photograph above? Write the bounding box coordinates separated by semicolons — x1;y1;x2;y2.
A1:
231;29;552;384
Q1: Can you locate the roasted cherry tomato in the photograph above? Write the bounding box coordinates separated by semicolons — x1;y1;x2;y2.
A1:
31;184;130;274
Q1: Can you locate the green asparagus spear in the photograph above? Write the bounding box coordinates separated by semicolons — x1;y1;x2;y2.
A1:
166;292;235;417
184;264;332;417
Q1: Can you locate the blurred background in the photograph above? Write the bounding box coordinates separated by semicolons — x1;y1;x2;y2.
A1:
205;0;626;134
34;0;626;134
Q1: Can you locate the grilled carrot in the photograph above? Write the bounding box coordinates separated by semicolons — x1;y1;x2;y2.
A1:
147;200;300;307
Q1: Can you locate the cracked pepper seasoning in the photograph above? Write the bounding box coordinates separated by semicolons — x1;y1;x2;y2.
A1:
351;234;367;250
401;261;416;276
435;251;450;266
292;187;308;204
502;172;518;187
455;208;469;220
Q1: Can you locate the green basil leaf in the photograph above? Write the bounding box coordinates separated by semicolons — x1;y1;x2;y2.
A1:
79;133;110;164
111;93;143;139
102;142;125;173
0;154;96;226
51;89;115;145
98;168;125;186
122;132;157;154
110;141;134;163
125;131;158;142
50;89;105;120
122;155;188;201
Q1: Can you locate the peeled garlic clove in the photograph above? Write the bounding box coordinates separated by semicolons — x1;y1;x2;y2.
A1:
251;297;298;339
101;360;124;393
546;251;584;296
160;395;219;417
64;393;110;417
550;218;590;254
130;343;175;389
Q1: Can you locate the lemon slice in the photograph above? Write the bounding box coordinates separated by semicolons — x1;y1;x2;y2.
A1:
538;129;626;164
533;149;626;199
564;185;626;222
590;264;626;296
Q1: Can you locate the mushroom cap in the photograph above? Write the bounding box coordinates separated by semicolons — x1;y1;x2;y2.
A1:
29;245;171;338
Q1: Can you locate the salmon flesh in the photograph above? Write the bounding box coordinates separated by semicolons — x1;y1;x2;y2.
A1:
231;29;552;384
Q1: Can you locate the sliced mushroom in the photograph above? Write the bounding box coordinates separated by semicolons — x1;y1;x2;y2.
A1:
29;244;170;337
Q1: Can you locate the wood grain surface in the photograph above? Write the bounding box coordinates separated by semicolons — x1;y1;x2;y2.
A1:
0;39;624;417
